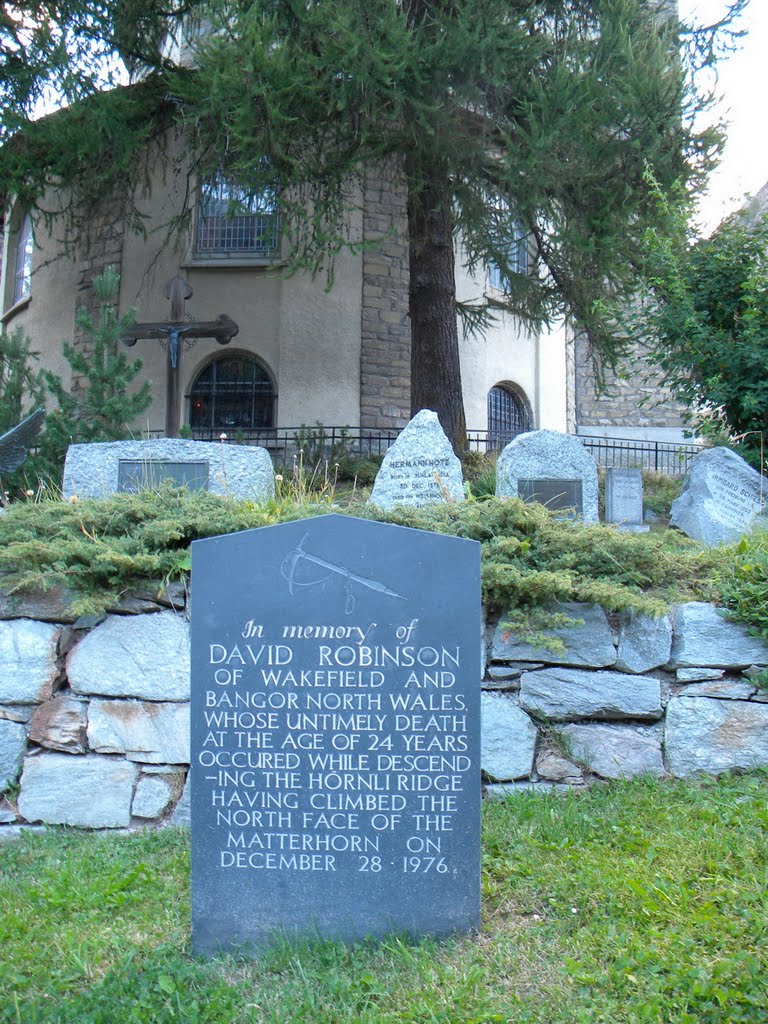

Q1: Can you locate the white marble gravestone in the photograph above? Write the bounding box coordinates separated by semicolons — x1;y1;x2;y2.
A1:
670;447;768;546
495;430;598;522
369;410;464;509
63;439;275;502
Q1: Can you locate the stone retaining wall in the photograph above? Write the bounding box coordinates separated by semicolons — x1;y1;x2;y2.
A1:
2;594;768;832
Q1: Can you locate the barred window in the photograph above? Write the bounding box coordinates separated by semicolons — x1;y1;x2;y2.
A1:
487;383;531;448
189;354;276;432
13;213;33;304
487;218;529;291
196;175;279;257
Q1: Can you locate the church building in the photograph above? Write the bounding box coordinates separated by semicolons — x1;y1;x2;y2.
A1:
1;147;574;447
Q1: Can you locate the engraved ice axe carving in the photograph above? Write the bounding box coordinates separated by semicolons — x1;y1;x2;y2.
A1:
280;533;406;614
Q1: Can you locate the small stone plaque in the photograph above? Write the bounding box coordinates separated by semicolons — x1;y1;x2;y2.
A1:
190;514;481;954
605;468;644;525
518;479;583;513
117;460;209;493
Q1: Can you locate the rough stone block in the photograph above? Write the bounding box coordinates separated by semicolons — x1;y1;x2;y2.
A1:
519;667;662;722
615;611;672;673
62;439;275;502
17;752;138;828
480;694;538;781
491;603;616;668
557;723;665;779
670;447;768;546
669;602;768;669
0;720;26;790
665;697;768;777
27;695;88;753
677;680;756;700
67;610;190;700
132;772;182;819
170;774;191;826
87;699;190;763
0;619;61;704
535;750;584;783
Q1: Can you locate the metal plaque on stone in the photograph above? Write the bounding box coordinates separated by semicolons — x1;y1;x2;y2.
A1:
190;514;481;954
518;478;583;513
117;460;209;493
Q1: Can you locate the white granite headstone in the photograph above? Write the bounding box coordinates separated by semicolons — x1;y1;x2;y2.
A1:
670;447;768;546
63;439;275;502
369;410;464;509
495;430;598;522
605;468;647;530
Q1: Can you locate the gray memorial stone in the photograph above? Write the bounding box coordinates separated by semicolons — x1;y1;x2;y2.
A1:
496;430;598;522
369;410;464;509
190;514;481;954
63;439;275;502
605;468;647;530
670;447;768;546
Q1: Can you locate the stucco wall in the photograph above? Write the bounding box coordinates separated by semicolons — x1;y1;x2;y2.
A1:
1;141;566;439
0;197;79;393
117;137;364;432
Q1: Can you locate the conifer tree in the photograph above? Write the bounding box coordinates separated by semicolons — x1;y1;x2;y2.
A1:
0;0;747;451
38;267;153;472
0;328;45;434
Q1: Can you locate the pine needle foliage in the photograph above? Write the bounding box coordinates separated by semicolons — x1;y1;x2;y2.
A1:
0;327;45;435
0;492;724;619
35;267;153;478
0;0;749;451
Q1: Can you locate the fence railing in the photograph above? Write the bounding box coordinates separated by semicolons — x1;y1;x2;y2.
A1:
577;435;702;475
186;426;702;475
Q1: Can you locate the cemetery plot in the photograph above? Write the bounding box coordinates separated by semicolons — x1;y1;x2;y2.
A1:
190;514;481;954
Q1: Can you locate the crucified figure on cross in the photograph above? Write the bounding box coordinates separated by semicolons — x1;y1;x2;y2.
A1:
121;274;239;438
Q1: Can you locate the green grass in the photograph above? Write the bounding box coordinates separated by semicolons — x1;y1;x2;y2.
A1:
1;774;767;1023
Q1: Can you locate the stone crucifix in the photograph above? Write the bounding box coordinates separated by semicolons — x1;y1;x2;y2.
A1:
121;274;239;438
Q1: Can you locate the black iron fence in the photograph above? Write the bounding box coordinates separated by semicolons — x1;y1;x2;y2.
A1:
187;426;702;475
577;434;702;475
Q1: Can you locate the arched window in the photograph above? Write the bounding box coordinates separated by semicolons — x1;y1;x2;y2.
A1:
189;354;276;433
13;213;33;304
487;383;531;448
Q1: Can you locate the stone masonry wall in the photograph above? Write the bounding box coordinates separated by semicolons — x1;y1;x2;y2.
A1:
575;334;686;431
359;162;412;431
2;594;768;833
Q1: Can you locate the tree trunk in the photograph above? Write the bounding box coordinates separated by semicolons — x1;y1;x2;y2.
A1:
405;158;467;456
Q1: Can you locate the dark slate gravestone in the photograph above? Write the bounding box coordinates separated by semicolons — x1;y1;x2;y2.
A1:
190;514;481;955
118;460;209;493
518;479;583;513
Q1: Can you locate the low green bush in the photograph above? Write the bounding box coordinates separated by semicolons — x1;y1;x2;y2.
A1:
717;527;768;642
0;490;723;627
643;471;684;519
